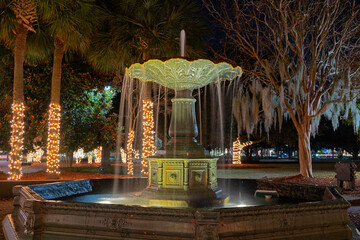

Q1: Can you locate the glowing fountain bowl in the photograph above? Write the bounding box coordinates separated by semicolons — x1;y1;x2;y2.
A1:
126;58;243;91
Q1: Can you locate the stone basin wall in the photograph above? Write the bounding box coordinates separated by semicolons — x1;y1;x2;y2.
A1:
2;178;352;240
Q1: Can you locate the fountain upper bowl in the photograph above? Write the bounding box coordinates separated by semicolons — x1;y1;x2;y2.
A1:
126;58;243;91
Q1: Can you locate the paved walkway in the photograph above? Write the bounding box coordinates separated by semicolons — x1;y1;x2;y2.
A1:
0;160;46;174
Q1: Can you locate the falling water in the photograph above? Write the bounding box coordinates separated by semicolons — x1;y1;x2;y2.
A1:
216;80;225;151
164;87;168;149
113;75;130;193
113;74;139;193
155;85;161;142
197;88;203;145
113;75;240;192
112;29;241;193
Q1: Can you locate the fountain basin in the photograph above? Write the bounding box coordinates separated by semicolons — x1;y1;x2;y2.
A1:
2;178;352;240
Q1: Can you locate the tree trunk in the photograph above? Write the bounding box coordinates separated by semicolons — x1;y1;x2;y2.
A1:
8;24;28;180
46;36;64;179
101;147;111;169
297;126;313;177
13;24;27;103
66;151;73;167
50;36;64;105
69;152;73;167
352;146;359;159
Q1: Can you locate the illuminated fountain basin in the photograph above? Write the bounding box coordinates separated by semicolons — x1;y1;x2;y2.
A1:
2;178;352;239
126;59;242;207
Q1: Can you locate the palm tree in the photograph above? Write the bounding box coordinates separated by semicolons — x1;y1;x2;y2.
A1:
0;0;36;180
36;0;97;178
87;0;207;175
88;0;207;72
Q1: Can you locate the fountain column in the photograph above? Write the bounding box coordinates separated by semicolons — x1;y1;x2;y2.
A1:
143;90;224;207
166;90;207;158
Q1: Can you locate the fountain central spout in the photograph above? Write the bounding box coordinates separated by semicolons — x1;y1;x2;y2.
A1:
180;29;186;57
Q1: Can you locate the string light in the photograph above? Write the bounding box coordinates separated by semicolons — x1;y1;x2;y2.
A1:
27;151;34;163
120;148;127;163
8;102;25;180
127;130;135;175
87;151;93;164
134;149;140;160
141;100;155;176
232;138;254;164
94;146;102;164
27;145;43;163
74;148;85;164
46;103;61;175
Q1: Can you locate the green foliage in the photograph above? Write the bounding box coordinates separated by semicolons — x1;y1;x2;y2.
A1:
14;60;117;153
0;44;12;151
36;0;98;53
61;85;119;153
87;0;208;73
0;0;17;48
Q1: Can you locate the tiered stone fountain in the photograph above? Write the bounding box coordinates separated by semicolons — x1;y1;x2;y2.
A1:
127;58;242;207
2;33;352;240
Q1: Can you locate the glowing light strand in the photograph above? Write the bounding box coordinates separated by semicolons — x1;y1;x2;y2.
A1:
127;130;135;175
141;100;155;176
87;151;93;164
120;148;127;163
27;145;44;163
46;103;61;175
8;102;25;180
27;151;35;163
74;148;85;164
94;147;102;164
232;138;254;164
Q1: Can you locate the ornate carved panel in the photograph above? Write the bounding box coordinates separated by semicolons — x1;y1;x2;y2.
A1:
189;168;207;188
164;169;183;188
149;161;158;187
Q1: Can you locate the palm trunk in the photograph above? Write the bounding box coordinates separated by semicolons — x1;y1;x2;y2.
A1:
297;124;313;177
8;24;28;180
50;37;64;105
13;24;27;103
46;36;64;178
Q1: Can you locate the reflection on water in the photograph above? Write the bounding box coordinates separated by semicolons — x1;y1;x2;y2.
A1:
62;191;306;209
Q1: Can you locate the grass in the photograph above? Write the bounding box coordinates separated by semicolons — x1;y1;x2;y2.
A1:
218;162;338;179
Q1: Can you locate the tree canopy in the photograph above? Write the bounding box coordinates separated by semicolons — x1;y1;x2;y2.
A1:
203;0;360;176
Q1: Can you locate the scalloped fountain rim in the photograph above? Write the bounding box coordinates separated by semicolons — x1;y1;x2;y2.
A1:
125;58;243;91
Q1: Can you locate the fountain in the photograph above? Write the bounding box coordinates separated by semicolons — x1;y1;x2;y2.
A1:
126;58;242;207
2;31;352;239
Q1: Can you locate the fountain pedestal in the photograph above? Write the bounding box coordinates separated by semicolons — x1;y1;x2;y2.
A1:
142;158;227;207
141;90;228;207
